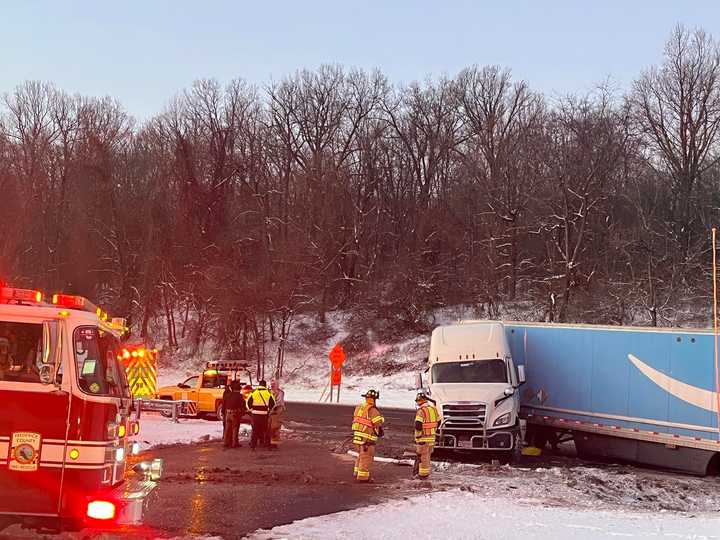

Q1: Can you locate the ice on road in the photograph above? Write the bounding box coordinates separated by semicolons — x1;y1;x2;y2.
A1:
249;490;720;540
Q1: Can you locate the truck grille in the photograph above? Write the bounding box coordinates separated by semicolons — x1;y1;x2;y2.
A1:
442;402;486;428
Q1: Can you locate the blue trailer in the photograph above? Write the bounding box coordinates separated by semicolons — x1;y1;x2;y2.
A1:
505;322;720;475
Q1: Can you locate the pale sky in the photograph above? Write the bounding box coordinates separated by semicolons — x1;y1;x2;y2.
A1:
2;1;718;119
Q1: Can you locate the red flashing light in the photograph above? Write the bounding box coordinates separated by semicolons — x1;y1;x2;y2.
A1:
86;500;116;521
1;287;44;305
52;294;86;310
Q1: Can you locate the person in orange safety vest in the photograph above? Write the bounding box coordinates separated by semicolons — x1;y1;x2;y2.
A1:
413;392;439;479
351;389;385;482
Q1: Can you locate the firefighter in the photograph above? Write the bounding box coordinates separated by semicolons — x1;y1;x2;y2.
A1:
223;382;246;448
351;389;384;482
412;392;439;479
269;378;285;449
247;379;275;450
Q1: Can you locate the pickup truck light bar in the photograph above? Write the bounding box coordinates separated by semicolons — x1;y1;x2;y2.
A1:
206;361;250;371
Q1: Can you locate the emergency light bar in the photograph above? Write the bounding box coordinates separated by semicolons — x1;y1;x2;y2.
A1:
206;361;249;371
0;287;43;304
52;293;98;313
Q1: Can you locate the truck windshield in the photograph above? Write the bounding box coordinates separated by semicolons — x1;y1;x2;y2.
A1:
201;372;228;388
74;326;130;398
432;359;508;383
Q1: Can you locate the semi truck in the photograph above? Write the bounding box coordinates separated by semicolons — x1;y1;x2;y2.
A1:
422;320;720;475
419;321;526;460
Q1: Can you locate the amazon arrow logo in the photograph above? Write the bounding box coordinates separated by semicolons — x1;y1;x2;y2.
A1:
628;354;719;413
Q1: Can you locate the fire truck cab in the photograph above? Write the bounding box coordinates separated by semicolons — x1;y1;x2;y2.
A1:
0;284;161;531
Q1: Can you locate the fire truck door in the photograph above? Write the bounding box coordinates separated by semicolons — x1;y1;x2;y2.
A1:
0;321;70;517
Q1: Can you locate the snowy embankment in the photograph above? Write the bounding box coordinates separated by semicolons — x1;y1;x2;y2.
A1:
249;491;720;540
156;309;427;409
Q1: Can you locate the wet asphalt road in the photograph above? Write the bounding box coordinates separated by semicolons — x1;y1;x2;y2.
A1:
142;402;417;538
0;402;417;539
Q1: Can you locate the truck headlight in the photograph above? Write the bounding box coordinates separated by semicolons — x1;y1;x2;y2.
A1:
493;412;512;427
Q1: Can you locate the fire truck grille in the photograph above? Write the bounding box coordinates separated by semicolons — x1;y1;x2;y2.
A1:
442;403;486;428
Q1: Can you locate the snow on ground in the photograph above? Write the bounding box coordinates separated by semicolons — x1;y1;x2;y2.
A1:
282;374;417;409
248;491;720;540
136;413;251;451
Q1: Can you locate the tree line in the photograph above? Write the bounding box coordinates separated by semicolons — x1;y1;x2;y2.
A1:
1;26;719;373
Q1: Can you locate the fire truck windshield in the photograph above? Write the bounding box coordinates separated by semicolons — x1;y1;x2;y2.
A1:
73;326;130;398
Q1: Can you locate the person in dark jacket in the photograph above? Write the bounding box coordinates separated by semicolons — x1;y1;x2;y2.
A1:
223;382;247;448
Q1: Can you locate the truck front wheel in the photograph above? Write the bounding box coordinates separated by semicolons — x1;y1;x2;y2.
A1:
215;402;224;422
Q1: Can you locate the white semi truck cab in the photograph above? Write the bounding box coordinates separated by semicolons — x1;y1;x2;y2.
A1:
419;321;525;456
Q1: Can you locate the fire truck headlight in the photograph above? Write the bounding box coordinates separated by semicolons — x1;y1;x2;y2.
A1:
87;500;116;521
131;442;140;455
115;447;125;462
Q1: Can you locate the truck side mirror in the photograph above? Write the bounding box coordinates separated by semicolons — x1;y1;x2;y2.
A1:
41;320;62;386
517;365;526;384
414;373;423;390
39;364;54;384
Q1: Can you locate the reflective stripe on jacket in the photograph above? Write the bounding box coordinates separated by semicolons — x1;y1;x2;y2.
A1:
247;387;275;415
414;403;439;443
352;403;384;444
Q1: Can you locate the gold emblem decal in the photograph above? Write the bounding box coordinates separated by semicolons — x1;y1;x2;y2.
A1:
9;432;41;472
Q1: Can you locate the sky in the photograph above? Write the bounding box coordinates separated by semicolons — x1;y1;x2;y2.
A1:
1;1;719;119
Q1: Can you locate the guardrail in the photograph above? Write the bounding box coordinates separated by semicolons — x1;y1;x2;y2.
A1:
136;399;198;423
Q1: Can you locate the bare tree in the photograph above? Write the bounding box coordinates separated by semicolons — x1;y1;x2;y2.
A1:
633;25;720;223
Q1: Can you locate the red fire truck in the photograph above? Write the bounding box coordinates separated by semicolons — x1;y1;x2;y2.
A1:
0;283;161;531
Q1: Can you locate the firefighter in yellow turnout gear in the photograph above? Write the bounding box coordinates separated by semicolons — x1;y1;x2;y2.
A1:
351;389;384;482
413;392;439;479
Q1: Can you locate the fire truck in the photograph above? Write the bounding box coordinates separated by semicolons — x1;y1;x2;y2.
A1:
0;283;162;531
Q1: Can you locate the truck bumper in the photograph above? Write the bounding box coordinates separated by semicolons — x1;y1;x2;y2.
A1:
435;426;520;451
86;458;163;526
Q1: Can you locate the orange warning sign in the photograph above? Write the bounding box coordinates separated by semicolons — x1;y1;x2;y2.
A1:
329;344;346;367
